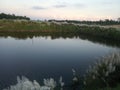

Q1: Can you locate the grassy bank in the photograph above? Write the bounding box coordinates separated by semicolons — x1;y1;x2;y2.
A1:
0;19;120;40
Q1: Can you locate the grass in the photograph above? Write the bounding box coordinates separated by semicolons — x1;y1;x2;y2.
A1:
102;25;120;30
84;52;120;90
0;19;120;40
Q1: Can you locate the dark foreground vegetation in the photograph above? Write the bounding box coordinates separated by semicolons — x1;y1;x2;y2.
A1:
84;52;120;90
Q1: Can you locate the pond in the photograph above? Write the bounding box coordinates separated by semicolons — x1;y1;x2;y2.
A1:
0;34;119;90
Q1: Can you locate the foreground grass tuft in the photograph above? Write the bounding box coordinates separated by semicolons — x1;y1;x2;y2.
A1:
84;52;120;90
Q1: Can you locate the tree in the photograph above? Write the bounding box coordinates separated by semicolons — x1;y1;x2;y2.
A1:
0;13;30;20
118;18;120;22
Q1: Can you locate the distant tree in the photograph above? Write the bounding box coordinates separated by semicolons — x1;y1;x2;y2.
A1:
0;13;30;20
118;18;120;22
48;18;120;25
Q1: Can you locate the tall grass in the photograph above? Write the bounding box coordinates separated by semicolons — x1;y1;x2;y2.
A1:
0;19;120;40
84;52;120;90
3;76;65;90
0;20;120;40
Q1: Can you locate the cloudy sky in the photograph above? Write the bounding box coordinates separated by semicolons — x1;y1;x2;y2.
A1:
0;0;120;20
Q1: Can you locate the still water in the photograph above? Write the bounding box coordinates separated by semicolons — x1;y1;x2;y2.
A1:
0;35;119;89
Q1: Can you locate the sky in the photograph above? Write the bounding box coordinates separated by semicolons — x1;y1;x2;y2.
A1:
0;0;120;20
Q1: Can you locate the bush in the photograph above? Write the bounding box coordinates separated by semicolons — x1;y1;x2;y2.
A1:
84;52;120;90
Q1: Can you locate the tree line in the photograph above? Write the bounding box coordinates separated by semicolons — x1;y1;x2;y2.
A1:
0;13;30;20
48;19;120;25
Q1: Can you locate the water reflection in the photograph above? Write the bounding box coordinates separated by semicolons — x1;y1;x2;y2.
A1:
0;32;120;48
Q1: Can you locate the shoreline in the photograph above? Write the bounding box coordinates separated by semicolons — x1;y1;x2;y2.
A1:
0;19;120;41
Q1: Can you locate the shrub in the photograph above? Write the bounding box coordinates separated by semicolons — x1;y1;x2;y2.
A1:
84;52;120;90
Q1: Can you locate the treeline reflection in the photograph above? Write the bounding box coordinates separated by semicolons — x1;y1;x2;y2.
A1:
0;32;120;48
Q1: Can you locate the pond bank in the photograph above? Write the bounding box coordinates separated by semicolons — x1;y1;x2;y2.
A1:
0;20;120;41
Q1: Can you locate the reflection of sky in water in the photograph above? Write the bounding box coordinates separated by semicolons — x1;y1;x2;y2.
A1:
0;36;119;89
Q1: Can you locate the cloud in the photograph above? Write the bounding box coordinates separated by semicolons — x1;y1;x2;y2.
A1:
32;6;47;10
74;3;86;8
102;2;112;5
53;5;67;8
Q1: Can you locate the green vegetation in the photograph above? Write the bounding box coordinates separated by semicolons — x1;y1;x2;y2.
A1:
0;12;120;41
0;19;78;32
49;19;120;25
0;19;120;41
0;13;30;20
84;53;120;90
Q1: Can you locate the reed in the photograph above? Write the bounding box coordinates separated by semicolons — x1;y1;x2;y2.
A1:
0;20;120;40
84;52;120;90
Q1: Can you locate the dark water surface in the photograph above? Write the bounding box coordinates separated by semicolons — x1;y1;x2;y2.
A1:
0;35;119;89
